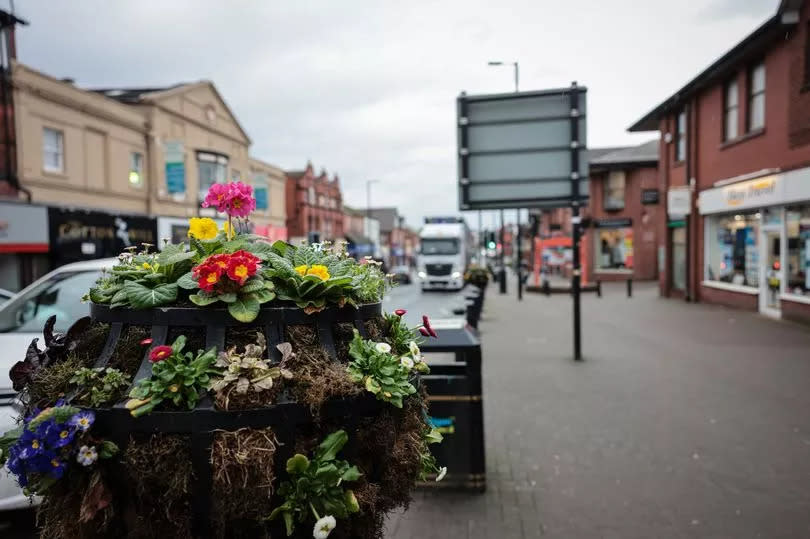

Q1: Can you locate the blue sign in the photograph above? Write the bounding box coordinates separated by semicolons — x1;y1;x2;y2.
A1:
254;186;268;210
166;162;185;194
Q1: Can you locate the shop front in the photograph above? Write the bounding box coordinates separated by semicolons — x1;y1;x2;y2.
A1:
0;201;50;291
49;208;157;268
592;218;634;280
699;167;810;322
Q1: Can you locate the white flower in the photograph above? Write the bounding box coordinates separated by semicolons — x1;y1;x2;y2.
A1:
374;342;391;354
313;515;336;539
400;356;414;369
436;466;447;482
76;445;98;467
408;341;421;357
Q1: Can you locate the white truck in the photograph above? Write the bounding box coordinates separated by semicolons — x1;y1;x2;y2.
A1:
417;217;471;291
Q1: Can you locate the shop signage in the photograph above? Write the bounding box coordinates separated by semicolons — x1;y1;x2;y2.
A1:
641;189;659;205
164;141;186;194
0;202;49;253
667;187;691;218
699;174;783;215
594;217;632;229
48;208;157;266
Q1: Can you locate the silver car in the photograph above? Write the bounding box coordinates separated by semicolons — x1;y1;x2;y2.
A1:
0;258;113;511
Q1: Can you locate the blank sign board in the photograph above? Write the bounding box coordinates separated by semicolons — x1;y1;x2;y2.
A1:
457;86;587;210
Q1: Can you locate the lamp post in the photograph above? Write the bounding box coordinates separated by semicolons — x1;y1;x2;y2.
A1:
487;60;519;92
488;60;520;294
366;179;380;257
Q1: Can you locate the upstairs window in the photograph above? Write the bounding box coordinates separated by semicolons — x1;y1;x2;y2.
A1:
129;152;144;188
748;62;766;131
604;171;626;211
43;127;64;173
197;152;228;203
724;78;739;141
675;110;686;162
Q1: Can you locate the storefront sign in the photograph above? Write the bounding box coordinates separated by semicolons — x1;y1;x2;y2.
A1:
641;189;659;205
594;218;632;228
0;202;49;253
699;175;783;214
164;141;186;194
48;208;157;266
667;187;691;218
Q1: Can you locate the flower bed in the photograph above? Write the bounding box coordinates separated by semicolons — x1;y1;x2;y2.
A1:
1;183;444;539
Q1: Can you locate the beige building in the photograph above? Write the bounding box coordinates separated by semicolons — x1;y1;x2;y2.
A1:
11;60;286;234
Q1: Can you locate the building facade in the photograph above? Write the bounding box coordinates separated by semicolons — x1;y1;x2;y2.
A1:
342;205;381;258
248;157;288;242
630;0;810;323
285;163;344;244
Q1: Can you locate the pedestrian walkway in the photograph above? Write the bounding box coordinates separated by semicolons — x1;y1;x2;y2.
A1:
386;282;810;538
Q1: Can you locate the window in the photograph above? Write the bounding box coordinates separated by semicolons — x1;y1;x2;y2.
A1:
308;186;315;205
421;238;460;255
786;206;810;295
43;127;64;172
748;62;766;131
595;227;633;270
196;152;228;203
604;171;626;211
724;78;739;141
129;152;144;188
231;169;241;182
675;110;686;162
705;212;760;287
671;226;686;291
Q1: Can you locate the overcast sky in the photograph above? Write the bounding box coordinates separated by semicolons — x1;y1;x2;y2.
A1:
15;0;774;228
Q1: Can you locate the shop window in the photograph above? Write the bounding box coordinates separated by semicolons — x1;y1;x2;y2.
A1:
604;171;626;211
129;152;144;188
786;206;810;295
43;127;64;173
723;78;739;141
197;152;228;203
748;62;765;131
705;212;759;287
675;110;686;162
595;227;633;270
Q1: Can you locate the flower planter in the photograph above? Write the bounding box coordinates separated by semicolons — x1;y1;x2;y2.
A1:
20;302;432;539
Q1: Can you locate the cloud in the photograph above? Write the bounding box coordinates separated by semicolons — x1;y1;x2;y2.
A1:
13;0;777;227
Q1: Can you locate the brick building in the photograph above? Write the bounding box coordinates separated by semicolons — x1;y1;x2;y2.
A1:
285;163;344;243
629;0;810;323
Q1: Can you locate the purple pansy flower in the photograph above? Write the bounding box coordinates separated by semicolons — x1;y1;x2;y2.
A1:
69;410;95;432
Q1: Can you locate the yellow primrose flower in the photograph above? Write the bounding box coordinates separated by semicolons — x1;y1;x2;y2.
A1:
222;220;231;236
141;262;151;270
187;217;218;240
294;265;308;276
306;264;330;281
168;384;180;393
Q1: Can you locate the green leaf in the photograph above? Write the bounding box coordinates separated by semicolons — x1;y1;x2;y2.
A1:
189;293;220;306
315;430;348;462
177;271;199;290
283;512;294;536
341;465;362;482
98;440;119;459
364;377;381;394
123;281;178;309
286;454;310;474
228;296;260;322
251;288;276;304
217;292;237;303
270;240;289;256
244;241;275;261
110;288;128;305
240;278;265;293
157;248;195;267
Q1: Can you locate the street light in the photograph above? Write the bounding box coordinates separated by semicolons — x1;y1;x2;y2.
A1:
366;179;380;256
487;60;519;92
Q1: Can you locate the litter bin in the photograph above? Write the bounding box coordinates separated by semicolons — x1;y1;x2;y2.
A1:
419;320;485;492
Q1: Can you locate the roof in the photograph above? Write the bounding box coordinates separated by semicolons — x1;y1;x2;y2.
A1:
629;0;802;132
368;208;400;232
88;84;188;104
589;140;659;168
586;147;627;161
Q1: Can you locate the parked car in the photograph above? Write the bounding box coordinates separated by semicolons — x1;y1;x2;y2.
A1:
0;258;113;511
0;288;13;306
390;265;412;285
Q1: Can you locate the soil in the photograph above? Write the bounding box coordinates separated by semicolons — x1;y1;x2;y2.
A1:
167;326;206;355
107;325;149;376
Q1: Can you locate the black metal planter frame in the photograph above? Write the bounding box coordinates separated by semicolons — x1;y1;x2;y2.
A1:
83;301;386;539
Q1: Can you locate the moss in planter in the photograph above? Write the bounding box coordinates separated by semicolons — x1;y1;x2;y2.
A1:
124;434;192;539
26;354;85;408
107;325;149;376
363;316;385;341
331;480;385;539
285;324;318;347
167;326;206;355
334;322;356;363
76;322;111;364
211;428;278;537
214;382;282;411
285;344;361;412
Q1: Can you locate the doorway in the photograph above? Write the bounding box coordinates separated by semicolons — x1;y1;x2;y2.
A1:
759;210;785;318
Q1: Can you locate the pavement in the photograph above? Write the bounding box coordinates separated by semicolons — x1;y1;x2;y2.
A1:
386;280;810;538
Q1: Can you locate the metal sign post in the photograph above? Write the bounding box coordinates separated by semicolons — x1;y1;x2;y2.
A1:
457;84;588;360
516;210;523;301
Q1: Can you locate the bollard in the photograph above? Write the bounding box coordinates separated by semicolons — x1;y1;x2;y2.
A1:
627;278;632;298
596;280;602;297
543;279;550;297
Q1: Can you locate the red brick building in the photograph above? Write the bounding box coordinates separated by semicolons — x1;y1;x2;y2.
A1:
630;0;810;323
285;162;344;243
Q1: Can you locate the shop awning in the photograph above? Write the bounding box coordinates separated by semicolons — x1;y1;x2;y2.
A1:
345;232;373;246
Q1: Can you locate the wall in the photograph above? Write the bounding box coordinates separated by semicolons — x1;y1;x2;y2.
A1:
13;62;149;214
248;157;287;228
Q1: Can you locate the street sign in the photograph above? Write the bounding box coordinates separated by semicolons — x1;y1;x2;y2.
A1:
457;85;588;210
